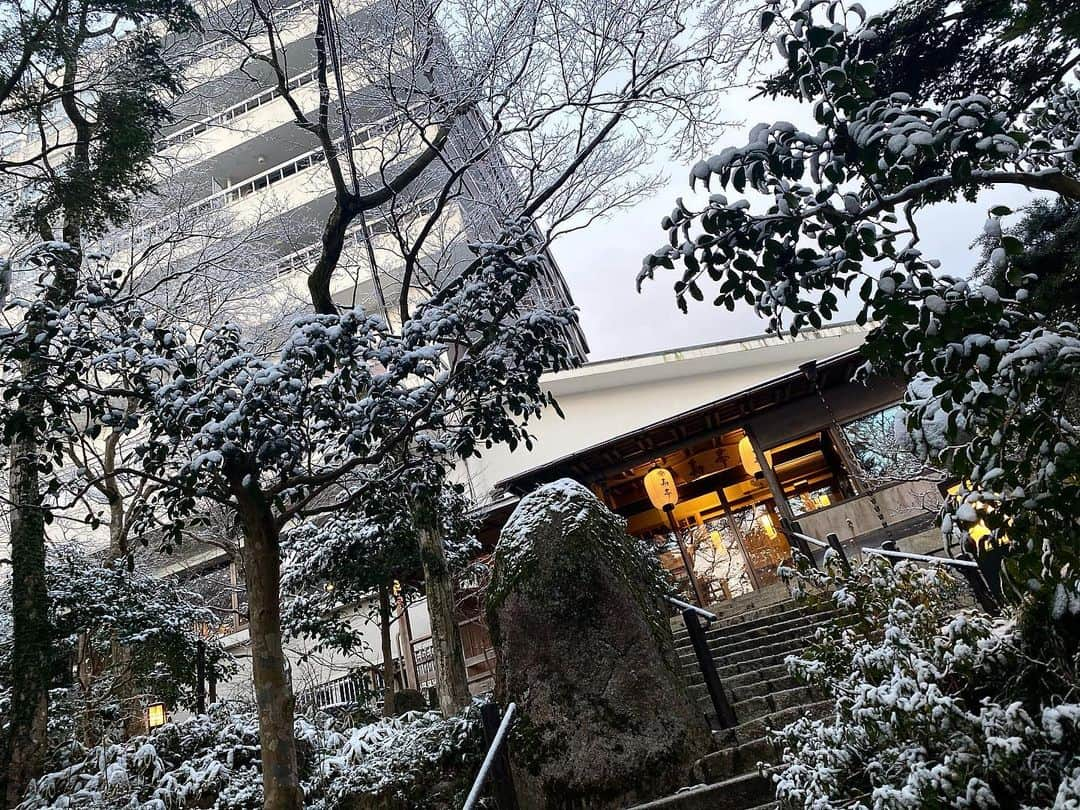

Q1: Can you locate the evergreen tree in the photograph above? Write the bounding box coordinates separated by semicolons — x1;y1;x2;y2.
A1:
0;1;196;801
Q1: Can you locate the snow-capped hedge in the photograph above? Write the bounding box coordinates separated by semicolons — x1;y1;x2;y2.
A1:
17;705;482;809
772;557;1080;809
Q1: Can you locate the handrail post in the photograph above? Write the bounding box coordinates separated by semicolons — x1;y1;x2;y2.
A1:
957;552;1001;616
195;640;207;715
880;539;899;566
682;608;737;729
825;533;851;576
782;518;819;569
478;703;519;810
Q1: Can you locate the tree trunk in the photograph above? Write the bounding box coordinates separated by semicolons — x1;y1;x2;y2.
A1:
237;490;302;810
377;583;397;717
307;201;351;316
104;456;141;738
2;356;52;808
417;525;471;716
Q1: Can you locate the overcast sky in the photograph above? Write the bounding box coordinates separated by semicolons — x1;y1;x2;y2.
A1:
551;20;1038;362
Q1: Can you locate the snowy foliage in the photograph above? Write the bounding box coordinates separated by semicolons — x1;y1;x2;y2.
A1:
638;0;1080;600
281;468;479;657
0;546;231;745
773;557;1080;809
16;704;481;810
0;246;182;529
117;218;575;548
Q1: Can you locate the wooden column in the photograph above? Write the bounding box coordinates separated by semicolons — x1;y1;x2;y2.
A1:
744;425;796;523
716;487;762;591
396;593;419;690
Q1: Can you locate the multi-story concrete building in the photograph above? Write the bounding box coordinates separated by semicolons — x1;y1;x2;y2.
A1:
141;0;589;355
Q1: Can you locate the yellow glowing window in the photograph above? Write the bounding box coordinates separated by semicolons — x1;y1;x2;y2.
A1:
946;483;1003;546
709;530;728;555
147;702;167;729
758;513;778;538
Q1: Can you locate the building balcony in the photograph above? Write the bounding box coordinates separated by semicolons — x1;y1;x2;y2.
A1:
177;0;370;102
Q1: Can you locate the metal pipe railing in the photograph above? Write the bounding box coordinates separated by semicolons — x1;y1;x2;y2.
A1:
463;702;518;810
863;546;979;568
664;595;717;624
793;528;1000;615
787;530;829;549
664;595;737;729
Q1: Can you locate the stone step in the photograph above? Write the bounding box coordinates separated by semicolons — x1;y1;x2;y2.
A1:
671;602;837;647
724;661;793;694
683;605;842;648
679;635;817;680
627;771;774;810
682;650;790;689
731;685;822;724
674;611;839;660
692;735;777;783
688;683;822;729
713;700;832;749
670;599;801;637
688;667;802;706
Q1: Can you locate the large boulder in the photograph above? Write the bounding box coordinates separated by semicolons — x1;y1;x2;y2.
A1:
486;479;710;809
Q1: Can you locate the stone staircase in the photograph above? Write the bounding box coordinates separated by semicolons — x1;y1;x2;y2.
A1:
630;591;840;810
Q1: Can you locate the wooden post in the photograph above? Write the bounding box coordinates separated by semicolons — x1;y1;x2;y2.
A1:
479;703;519;809
195;640;206;715
744;425;797;524
397;593;419;690
957;553;1001;616
665;507;708;608
716;488;762;591
780;516;819;569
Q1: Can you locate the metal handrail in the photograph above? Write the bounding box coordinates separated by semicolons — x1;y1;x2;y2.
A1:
663;595;737;728
791;527;1000;615
664;594;717;624
463;702;517;810
157;66;319;151
787;530;829;549
863;546;979;569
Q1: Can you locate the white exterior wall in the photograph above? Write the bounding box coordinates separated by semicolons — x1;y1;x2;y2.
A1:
212;593;431;707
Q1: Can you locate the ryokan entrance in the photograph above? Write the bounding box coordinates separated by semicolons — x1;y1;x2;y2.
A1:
597;425;860;605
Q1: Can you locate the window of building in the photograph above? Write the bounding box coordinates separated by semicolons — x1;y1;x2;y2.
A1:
841;405;940;488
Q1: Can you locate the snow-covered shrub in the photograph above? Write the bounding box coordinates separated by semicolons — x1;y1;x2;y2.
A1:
281;469;479;660
0;547;232;751
309;708;481;810
772;557;1080;809
17;704;482;810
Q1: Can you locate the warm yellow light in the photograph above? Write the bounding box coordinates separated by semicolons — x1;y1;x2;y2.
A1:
738;436;761;476
816;493;831;508
709;530;727;554
758;513;777;539
946;483;999;546
644;467;679;511
147;702;167;729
